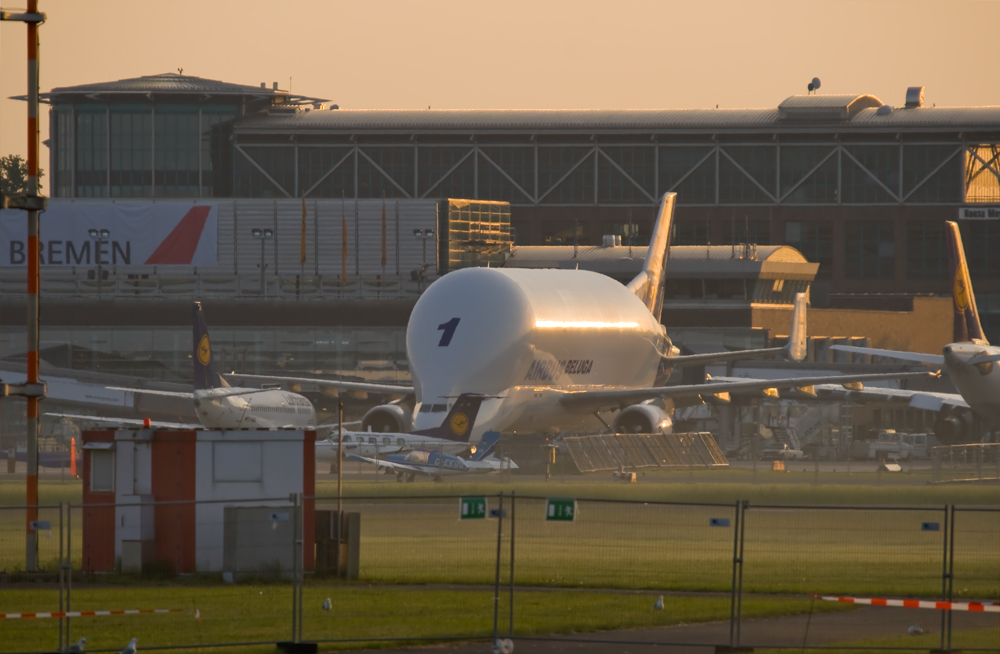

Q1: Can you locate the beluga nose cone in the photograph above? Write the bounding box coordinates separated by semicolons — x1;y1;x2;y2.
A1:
407;267;535;401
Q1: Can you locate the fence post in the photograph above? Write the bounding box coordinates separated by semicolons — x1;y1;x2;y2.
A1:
939;504;949;652
508;491;516;638
59;502;64;652
298;493;305;644
947;504;956;651
292;493;300;644
492;492;505;646
66;503;72;649
728;500;740;648
736;500;748;647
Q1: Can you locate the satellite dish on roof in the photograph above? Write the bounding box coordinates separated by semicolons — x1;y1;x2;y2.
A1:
811;77;821;90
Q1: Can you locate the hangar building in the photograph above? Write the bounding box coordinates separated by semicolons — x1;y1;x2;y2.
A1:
38;73;1000;339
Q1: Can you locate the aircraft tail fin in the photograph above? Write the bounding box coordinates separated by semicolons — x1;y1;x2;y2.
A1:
192;302;225;390
413;393;487;443
945;221;988;345
626;193;675;319
471;430;502;461
785;292;808;361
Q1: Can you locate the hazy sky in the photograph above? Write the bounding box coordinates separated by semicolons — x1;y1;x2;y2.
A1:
1;0;997;164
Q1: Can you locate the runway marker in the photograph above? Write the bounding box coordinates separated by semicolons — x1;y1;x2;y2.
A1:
818;595;1000;613
0;608;184;619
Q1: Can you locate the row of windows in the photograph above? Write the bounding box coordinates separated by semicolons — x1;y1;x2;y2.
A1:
786;220;1000;280
52;105;238;198
227;143;973;205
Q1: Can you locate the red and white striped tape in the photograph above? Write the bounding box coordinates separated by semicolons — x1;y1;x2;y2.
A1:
818;595;1000;613
0;609;184;619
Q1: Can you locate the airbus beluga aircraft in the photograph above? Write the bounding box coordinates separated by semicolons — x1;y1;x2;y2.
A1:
831;221;1000;443
233;194;931;437
51;303;318;430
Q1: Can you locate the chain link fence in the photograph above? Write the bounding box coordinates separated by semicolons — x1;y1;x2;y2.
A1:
1;496;997;653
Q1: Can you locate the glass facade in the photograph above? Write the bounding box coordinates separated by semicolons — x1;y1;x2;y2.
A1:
907;221;947;280
959;219;1000;280
845;220;895;279
51;102;238;198
784;221;833;278
439;200;512;272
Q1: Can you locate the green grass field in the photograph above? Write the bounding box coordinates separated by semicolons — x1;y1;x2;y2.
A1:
0;585;853;653
0;475;996;653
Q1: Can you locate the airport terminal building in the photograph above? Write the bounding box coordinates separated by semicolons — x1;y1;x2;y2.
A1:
0;72;995;447
40;74;1000;317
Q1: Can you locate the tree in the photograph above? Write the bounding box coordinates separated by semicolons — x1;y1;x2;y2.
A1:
0;154;44;197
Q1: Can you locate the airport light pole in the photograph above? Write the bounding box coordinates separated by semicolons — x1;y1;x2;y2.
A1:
1;1;47;572
251;228;274;296
88;228;110;297
412;229;434;290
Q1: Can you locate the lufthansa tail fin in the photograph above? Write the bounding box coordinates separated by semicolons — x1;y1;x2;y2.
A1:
413;394;487;443
192;302;225;390
627;193;675;320
945;221;988;345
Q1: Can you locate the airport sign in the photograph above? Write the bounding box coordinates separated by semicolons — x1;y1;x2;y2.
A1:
958;206;1000;220
459;496;487;520
546;498;577;522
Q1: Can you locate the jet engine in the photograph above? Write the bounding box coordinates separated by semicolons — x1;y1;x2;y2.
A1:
934;412;975;445
612;403;673;435
361;403;412;433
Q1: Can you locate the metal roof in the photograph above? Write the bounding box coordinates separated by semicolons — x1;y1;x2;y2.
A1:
508;244;806;263
236;107;781;131
39;72;328;105
777;94;883;121
778;94;880;109
235;101;1000;135
504;244;818;280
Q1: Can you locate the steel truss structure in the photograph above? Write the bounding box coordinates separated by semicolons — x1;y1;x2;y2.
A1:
231;140;1000;206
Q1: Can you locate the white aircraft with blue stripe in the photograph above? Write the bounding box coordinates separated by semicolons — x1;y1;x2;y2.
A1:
348;431;515;482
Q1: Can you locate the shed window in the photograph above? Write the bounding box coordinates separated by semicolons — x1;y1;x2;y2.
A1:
91;450;114;493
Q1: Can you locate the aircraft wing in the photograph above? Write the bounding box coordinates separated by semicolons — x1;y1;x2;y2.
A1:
829;345;944;366
558;371;938;413
47;412;203;430
105;386;194;398
811;384;969;411
669;292;809;366
345;454;429;475
224;373;413;398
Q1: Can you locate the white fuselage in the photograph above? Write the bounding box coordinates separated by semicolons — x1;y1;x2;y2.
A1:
942;343;1000;425
193;388;316;429
315;431;472;461
407;267;668;435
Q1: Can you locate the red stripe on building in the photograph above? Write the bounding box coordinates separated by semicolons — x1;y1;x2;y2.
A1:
144;206;211;265
151;431;197;573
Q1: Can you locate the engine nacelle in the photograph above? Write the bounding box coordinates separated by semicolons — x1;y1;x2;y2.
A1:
612;403;673;435
934;413;974;445
361;404;412;433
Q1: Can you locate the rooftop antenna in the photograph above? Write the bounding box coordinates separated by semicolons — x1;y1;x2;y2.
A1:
807;77;821;95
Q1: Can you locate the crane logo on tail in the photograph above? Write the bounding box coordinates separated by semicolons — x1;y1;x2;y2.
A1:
450;412;470;436
954;272;970;313
197;335;212;366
